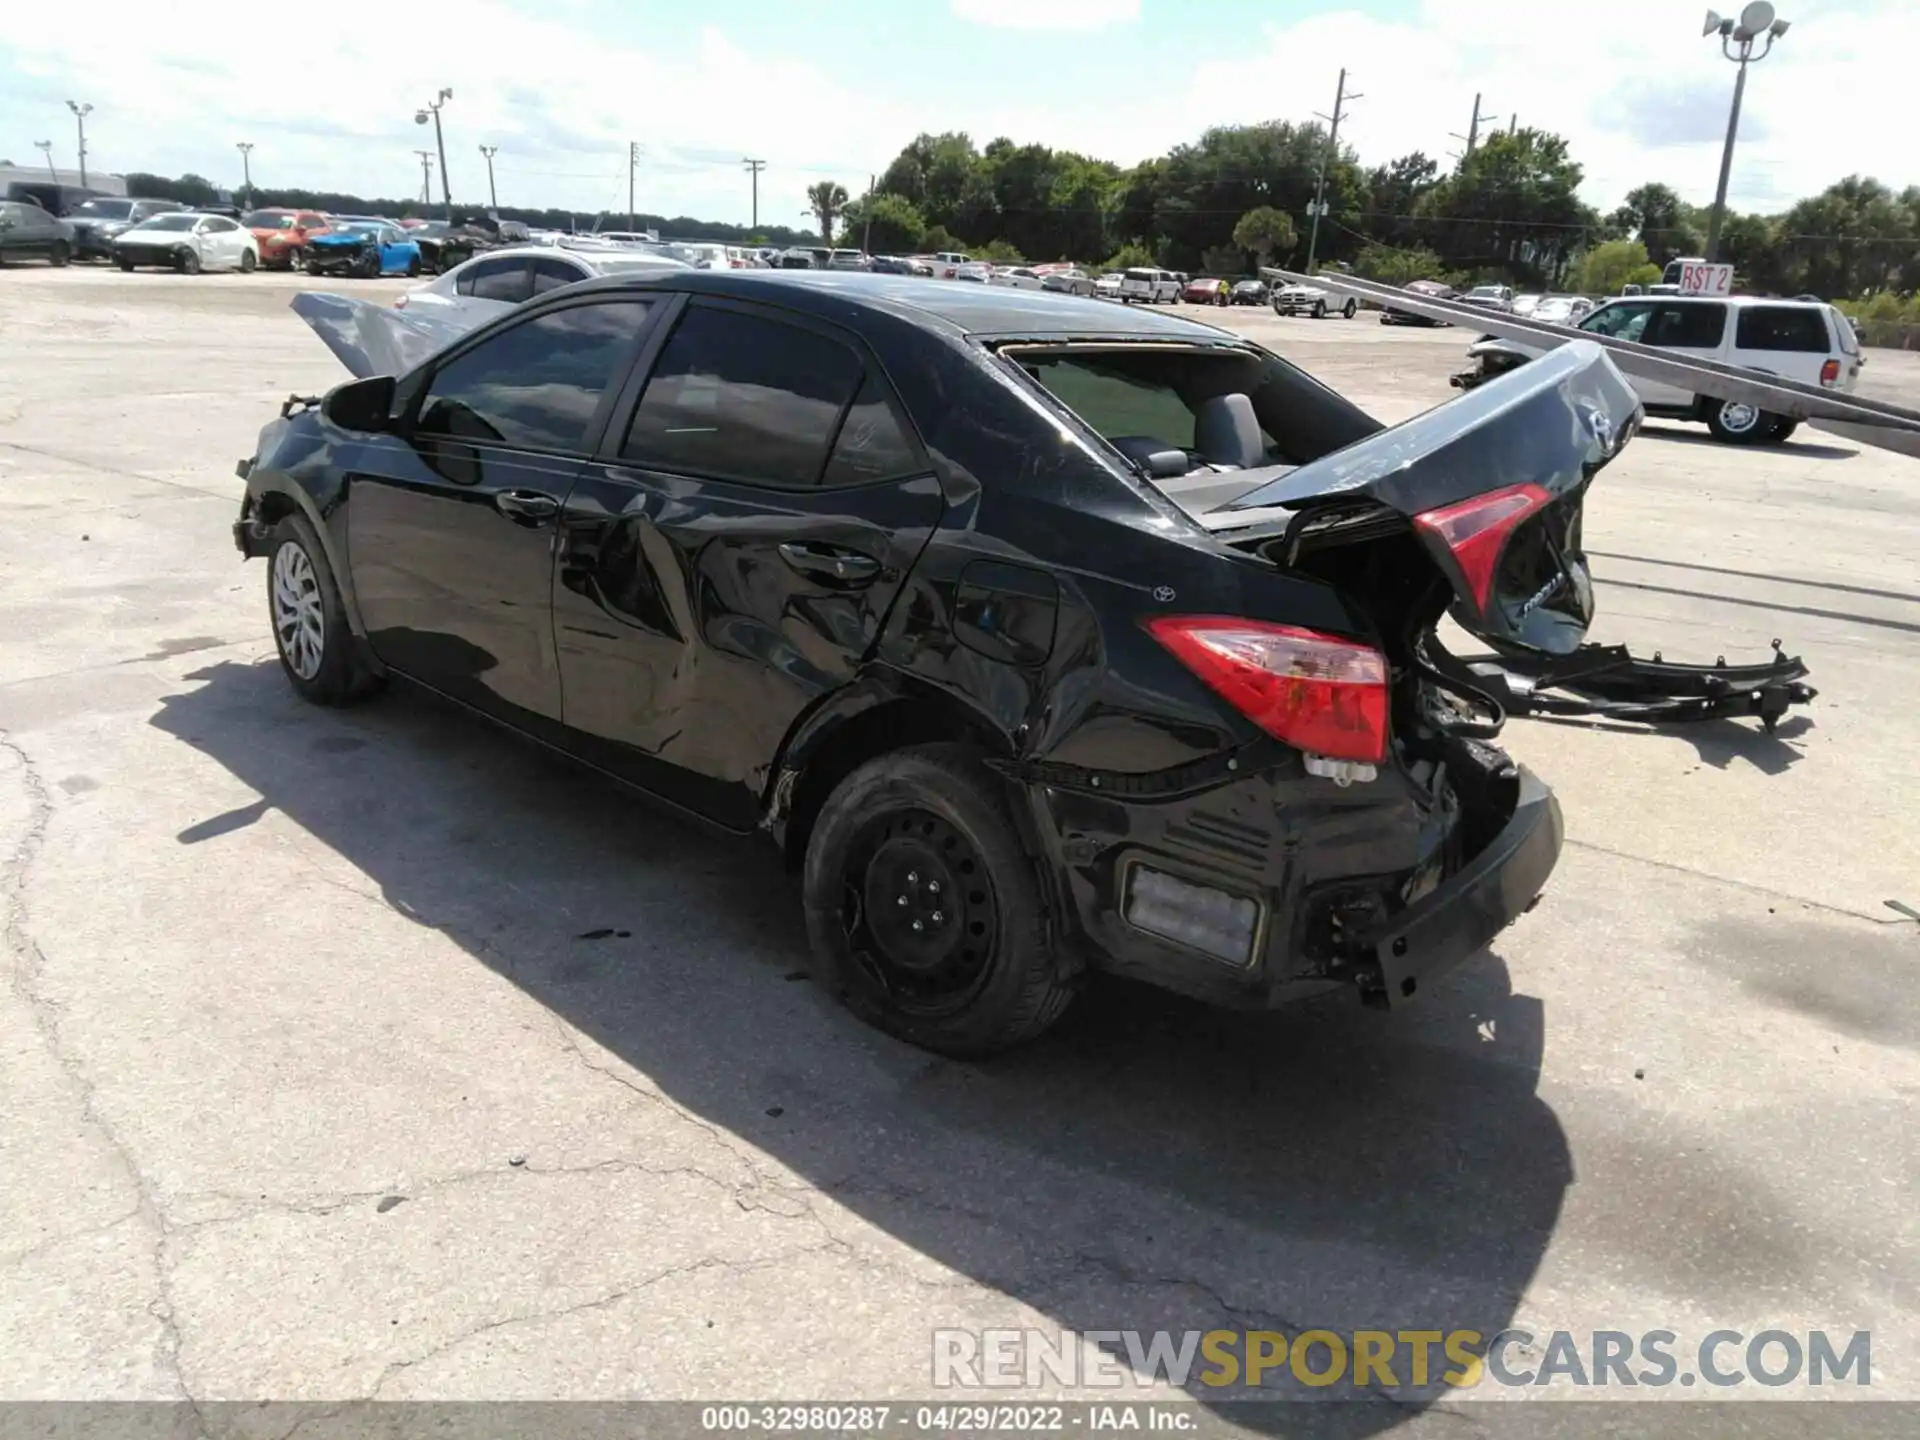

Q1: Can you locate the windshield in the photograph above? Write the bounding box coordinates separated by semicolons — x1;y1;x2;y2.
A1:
133;214;200;232
243;211;295;229
1469;286;1504;298
76;199;135;219
1532;299;1576;322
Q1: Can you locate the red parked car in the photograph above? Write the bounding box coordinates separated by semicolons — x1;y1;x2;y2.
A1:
1181;276;1231;306
242;209;331;271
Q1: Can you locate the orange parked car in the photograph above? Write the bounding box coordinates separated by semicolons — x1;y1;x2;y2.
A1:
242;208;331;271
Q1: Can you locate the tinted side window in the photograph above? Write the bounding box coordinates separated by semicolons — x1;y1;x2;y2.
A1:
1735;306;1832;352
821;375;922;486
531;256;589;294
620;306;864;488
1646;303;1726;348
1580;302;1654;342
464;258;530;302
416;300;651;453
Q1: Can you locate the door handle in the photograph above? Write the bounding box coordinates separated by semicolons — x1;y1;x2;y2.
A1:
778;541;880;584
496;489;559;523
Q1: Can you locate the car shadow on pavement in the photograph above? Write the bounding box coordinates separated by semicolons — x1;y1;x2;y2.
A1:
1528;713;1812;775
154;660;1574;1432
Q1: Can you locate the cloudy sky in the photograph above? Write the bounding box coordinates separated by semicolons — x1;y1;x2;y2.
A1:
3;0;1912;224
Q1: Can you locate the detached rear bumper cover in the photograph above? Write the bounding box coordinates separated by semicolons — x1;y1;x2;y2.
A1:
1365;772;1559;1006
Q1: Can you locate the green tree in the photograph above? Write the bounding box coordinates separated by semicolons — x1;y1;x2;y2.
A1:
1419;129;1595;285
806;181;850;246
1351;243;1448;287
840;193;926;254
1609;183;1702;267
921;223;960;254
1102;242;1156;271
1576;238;1655;295
974;238;1025;263
1231;206;1297;268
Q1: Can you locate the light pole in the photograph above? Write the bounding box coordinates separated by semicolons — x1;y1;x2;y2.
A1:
66;101;93;188
1702;4;1790;262
478;145;499;210
414;89;454;220
34;140;56;181
236;142;254;207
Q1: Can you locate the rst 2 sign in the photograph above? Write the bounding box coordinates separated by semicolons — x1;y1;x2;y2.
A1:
1677;262;1735;296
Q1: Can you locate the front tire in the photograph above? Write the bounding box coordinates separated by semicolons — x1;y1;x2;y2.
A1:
238;249;257;273
406;255;421;278
49;240;71;267
117;258;135;272
1312;299;1327;319
267;514;384;706
177;248;201;275
1706;399;1771;445
1341;299;1357;318
802;743;1075;1057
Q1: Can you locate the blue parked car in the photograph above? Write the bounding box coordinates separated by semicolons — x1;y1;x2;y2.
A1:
304;220;422;279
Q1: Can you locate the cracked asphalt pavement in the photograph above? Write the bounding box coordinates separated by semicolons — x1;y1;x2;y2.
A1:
1;269;1916;1433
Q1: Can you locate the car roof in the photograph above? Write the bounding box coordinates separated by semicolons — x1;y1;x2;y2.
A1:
1615;294;1832;309
550;269;1239;339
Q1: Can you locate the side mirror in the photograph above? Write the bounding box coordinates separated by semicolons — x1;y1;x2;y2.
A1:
322;374;397;434
1143;449;1191;479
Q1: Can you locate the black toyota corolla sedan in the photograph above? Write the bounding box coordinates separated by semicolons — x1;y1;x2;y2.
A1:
233;270;1641;1055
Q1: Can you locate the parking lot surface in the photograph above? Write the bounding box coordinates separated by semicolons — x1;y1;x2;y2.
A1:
2;268;1916;1428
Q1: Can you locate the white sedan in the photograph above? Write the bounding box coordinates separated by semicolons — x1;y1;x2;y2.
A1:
393;244;691;324
110;212;261;274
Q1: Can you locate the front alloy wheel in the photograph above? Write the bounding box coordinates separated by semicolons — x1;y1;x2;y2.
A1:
266;515;383;706
271;539;326;683
1707;399;1769;444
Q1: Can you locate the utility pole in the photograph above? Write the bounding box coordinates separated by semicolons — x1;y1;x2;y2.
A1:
414;89;453;220
629;142;641;232
861;173;875;256
742;157;766;232
1304;68;1359;275
235;142;254;206
1450;93;1499;159
478;145;499;210
34;140;56;181
66;101;93;188
415;151;435;206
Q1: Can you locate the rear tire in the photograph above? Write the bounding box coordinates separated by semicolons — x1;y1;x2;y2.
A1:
406;255;421;278
802;743;1075;1057
177;248;201;275
118;258;134;272
267;513;385;707
1341;298;1357;318
1768;418;1800;444
49;241;71;267
238;249;256;274
1706;399;1771;445
1312;299;1327;319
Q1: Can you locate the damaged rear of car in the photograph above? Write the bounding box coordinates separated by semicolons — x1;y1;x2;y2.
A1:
233;273;1814;1056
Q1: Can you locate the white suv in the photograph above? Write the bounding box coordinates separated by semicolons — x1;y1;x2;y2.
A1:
1118;266;1180;304
1464;294;1863;444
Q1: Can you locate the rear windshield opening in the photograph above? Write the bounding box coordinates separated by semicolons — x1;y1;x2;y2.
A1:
1001;344;1379;486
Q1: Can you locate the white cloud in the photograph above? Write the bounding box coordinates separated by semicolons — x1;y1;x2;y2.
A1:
950;0;1139;30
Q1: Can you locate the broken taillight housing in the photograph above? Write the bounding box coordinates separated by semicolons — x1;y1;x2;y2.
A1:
1412;482;1554;613
1147;617;1389;764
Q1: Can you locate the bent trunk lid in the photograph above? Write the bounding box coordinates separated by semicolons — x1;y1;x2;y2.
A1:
1205;340;1641;655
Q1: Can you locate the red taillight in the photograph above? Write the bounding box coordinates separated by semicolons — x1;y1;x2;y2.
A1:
1146;617;1389;763
1411;482;1554;614
1820;358;1840;386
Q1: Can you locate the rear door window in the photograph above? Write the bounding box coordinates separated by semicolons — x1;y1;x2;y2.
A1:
1735;306;1833;352
1646;302;1726;348
619;304;866;488
531;255;590;294
461;256;532;303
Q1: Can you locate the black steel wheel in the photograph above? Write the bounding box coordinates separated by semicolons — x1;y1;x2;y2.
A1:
803;743;1076;1055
